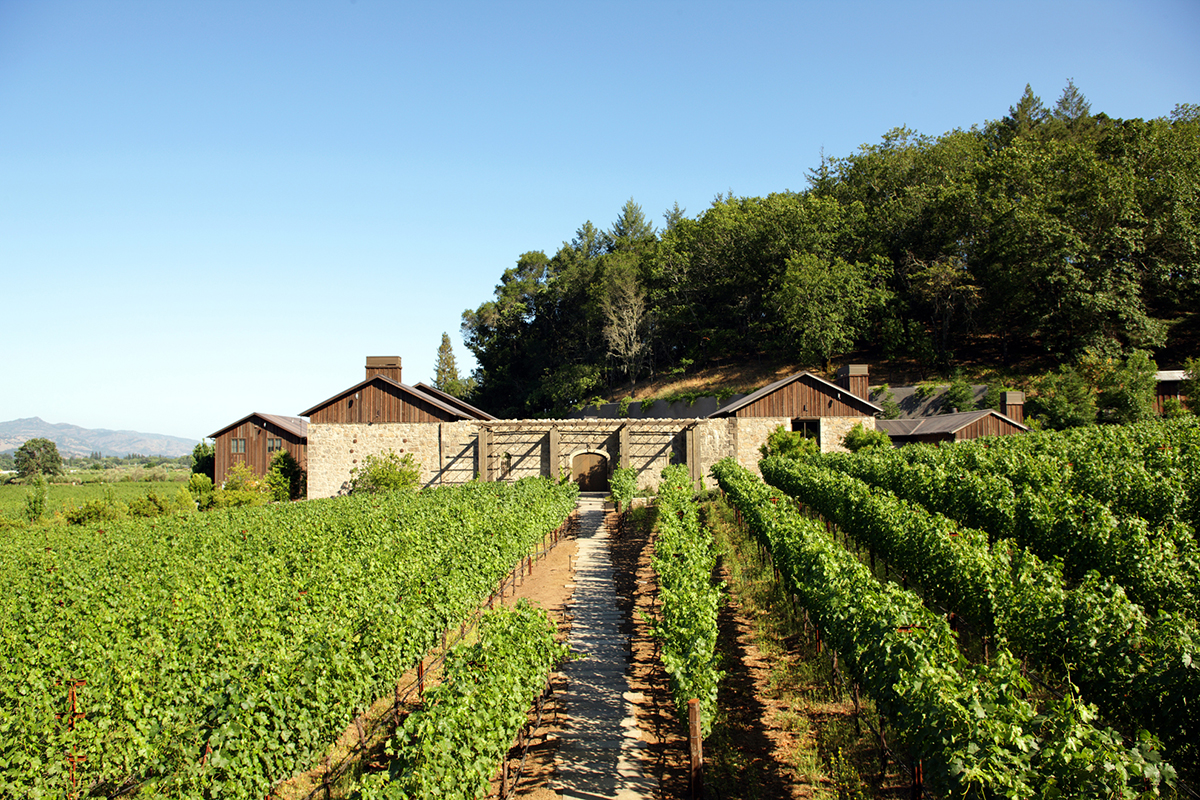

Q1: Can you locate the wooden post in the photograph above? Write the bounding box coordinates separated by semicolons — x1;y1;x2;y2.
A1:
417;659;425;696
688;698;703;799
912;760;923;799
619;424;630;469
548;426;560;479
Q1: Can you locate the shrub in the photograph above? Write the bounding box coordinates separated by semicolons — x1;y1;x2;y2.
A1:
264;450;304;501
617;396;633;418
23;475;48;522
1162;397;1189;419
214;462;269;508
1028;367;1096;429
348;450;421;495
1095;349;1157;424
842;422;891;452
127;491;173;518
759;425;819;460
187;473;215;510
609;466;638;512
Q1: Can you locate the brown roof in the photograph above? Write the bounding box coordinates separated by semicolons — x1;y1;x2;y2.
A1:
298;375;472;420
709;371;883;418
876;409;1028;437
413;382;497;420
209;412;308;440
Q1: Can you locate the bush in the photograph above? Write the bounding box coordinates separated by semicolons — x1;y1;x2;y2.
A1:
1028;367;1096;429
348;450;421;495
64;488;126;525
759;425;819;459
214;462;269;508
609;466;638;512
842;422;891;452
187;473;215;510
264;450;305;501
127;491;173;518
1095;349;1157;424
23;476;48;522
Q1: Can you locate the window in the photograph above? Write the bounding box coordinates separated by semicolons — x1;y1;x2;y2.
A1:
231;438;246;454
267;437;282;453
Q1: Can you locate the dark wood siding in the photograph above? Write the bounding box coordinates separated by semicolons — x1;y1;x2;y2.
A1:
214;418;306;485
736;376;870;419
1154;380;1183;415
308;381;460;424
955;415;1026;441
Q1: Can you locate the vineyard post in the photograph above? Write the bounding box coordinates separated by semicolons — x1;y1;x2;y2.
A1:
912;759;923;799
688;698;703;799
418;659;425;696
56;679;87;800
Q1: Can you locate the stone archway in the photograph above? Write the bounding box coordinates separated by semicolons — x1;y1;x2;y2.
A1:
571;451;609;492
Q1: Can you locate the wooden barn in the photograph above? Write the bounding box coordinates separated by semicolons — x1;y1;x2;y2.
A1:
876;409;1029;445
209;412;308;487
709;366;883;453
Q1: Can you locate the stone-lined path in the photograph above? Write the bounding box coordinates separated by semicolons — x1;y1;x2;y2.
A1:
554;493;656;799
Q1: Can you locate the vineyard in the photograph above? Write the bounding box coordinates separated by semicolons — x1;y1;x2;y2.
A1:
0;477;576;798
714;457;1175;798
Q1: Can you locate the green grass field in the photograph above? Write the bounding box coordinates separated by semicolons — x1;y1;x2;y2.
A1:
0;480;188;519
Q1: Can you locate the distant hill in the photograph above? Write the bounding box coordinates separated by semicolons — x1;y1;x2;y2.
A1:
0;417;197;458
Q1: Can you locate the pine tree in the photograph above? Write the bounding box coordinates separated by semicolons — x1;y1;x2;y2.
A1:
433;333;475;398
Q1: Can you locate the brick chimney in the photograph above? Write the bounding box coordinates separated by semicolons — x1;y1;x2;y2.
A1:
1001;391;1024;424
837;364;869;400
365;356;402;383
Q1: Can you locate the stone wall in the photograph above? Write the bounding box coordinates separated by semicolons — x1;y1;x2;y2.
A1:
733;417;790;478
306;421;480;499
305;414;878;498
821;416;874;453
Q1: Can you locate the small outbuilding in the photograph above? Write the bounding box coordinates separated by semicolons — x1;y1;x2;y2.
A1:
209;412;308;487
709;366;883;453
876;409;1029;445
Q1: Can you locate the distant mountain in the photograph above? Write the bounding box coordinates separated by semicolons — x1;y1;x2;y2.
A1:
0;417;198;458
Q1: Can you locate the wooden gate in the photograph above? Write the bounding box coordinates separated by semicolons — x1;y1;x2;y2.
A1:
572;452;608;492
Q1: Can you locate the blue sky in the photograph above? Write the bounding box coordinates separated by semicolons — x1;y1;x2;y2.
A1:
2;0;1197;443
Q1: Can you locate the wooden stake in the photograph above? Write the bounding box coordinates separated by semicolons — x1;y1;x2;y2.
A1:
688;699;703;799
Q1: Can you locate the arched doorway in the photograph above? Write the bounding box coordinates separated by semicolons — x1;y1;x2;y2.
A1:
572;452;609;492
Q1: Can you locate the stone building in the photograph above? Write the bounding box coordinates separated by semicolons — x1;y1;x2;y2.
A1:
299;358;882;499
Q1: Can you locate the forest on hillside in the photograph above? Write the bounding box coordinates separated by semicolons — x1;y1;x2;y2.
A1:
460;83;1200;418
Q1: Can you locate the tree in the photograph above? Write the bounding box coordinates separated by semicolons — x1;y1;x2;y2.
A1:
191;440;215;481
14;438;63;478
433;332;475;398
1028;367;1096;429
1182;356;1199;414
775;252;890;367
264;450;304;501
1095;349;1158;424
599;260;649;394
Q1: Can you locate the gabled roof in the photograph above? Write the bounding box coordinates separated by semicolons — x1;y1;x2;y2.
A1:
298;375;471;420
876;408;1028;437
414;382;497;420
209;412;308;440
709;371;883;418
